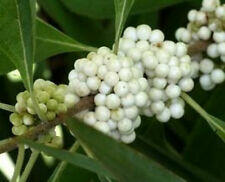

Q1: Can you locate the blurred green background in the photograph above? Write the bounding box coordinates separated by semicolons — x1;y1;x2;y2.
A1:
0;0;225;181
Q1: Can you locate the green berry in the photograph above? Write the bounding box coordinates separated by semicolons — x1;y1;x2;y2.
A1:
47;99;58;111
27;97;34;108
44;82;57;95
15;102;26;113
16;91;30;102
23;113;34;126
52;90;64;103
34;79;45;90
36;90;50;103
9;113;22;126
39;103;47;113
57;104;67;114
27;107;36;115
12;125;27;136
46;111;56;121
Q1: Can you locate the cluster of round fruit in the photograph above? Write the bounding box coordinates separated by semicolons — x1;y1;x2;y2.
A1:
176;0;225;90
119;24;195;122
9;79;68;147
65;47;149;143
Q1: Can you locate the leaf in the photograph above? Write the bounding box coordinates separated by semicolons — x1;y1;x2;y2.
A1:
113;0;135;53
67;118;186;182
208;115;225;143
35;18;97;62
0;18;97;75
183;84;225;181
0;0;36;91
60;0;114;19
60;0;191;19
21;139;113;179
181;92;225;144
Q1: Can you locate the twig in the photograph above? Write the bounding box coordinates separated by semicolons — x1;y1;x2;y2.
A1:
11;144;25;182
188;40;210;55
20;150;39;182
0;96;94;154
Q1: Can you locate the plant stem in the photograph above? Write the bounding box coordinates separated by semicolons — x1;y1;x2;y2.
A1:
50;141;80;182
0;103;15;112
181;92;221;129
11;145;25;182
20;150;39;182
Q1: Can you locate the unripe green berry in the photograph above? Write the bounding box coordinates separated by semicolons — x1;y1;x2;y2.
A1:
27;98;34;108
12;125;27;136
23;113;34;126
15;102;26;113
44;84;56;95
39;103;47;113
47;99;58;111
52;88;66;103
36;90;50;103
9;113;22;126
16;91;29;103
57;104;67;114
33;79;46;90
27;107;36;115
46;111;56;121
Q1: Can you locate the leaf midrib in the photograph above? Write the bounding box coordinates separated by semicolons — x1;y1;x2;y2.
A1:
15;0;32;91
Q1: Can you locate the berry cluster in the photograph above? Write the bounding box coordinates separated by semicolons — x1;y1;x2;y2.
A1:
176;0;225;90
119;25;194;122
66;47;149;143
9;79;67;147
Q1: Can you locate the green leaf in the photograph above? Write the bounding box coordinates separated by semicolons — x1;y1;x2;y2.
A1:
181;92;225;144
0;18;97;75
67;118;186;182
208;115;225;143
113;0;135;53
60;0;190;19
183;84;225;181
0;0;36;91
21;139;113;179
35;18;97;62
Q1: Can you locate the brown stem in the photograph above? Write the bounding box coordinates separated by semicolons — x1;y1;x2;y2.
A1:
188;40;211;55
0;96;94;154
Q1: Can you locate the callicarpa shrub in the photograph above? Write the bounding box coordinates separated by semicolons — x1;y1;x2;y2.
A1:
0;0;224;181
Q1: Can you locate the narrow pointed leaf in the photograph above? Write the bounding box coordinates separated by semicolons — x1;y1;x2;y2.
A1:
0;0;36;91
35;18;97;62
67;118;186;182
21;139;114;179
60;0;189;19
114;0;135;53
182;92;225;144
208;115;225;143
0;18;97;75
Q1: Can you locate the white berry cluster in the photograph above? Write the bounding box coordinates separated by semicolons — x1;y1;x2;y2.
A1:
65;47;149;143
9;79;67;147
119;24;195;123
176;0;225;90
